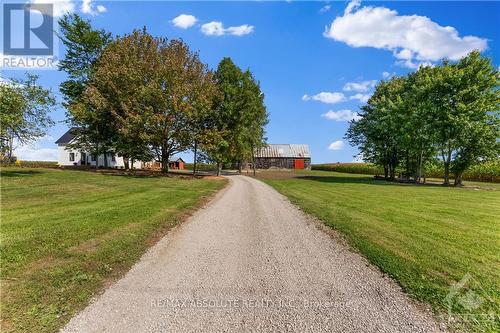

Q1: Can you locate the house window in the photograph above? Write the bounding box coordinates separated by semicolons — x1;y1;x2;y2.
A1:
69;153;75;162
111;154;116;162
91;155;97;162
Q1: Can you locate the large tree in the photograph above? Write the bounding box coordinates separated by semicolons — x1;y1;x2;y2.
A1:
428;51;499;185
58;14;113;166
347;51;499;186
0;74;55;161
211;58;268;175
80;29;218;172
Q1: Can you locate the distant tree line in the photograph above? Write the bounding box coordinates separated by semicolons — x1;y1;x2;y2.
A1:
346;51;499;186
0;74;55;162
58;14;268;175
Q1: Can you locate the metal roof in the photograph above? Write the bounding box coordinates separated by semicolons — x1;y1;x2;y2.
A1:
255;144;311;158
55;127;78;144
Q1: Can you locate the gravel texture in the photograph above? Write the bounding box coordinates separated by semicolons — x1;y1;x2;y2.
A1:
62;175;440;333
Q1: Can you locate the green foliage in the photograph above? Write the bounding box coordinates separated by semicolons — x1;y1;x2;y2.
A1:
346;51;499;186
58;14;113;161
0;74;55;161
206;58;268;175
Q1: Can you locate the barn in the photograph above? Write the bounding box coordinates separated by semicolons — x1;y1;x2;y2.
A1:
254;144;311;170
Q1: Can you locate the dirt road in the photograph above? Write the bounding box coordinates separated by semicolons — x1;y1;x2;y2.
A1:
62;175;439;332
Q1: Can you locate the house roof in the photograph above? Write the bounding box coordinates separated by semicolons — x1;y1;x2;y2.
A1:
255;144;311;158
55;127;78;144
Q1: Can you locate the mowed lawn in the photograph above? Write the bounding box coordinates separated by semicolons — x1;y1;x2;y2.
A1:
0;168;226;333
260;171;500;332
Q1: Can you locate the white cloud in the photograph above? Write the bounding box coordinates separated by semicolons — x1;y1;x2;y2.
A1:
81;0;106;16
382;71;391;79
171;14;197;29
320;4;331;13
328;140;345;151
201;21;254;36
349;93;371;103
302;92;346;104
15;147;58;161
322;109;361;122
324;0;487;68
14;136;58;161
29;0;75;17
343;80;376;92
226;24;254;36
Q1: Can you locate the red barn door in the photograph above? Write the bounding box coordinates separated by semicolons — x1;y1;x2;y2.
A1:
294;159;305;169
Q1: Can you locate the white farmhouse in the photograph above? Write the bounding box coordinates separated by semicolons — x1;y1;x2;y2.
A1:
55;128;143;168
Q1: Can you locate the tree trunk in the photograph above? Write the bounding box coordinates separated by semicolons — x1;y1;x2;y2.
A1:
238;160;242;173
161;148;169;173
442;149;452;186
216;162;221;176
252;146;256;177
104;152;109;168
8;133;14;160
443;163;450;185
123;156;129;170
384;166;389;179
131;158;135;170
193;141;197;176
454;172;463;187
417;149;423;184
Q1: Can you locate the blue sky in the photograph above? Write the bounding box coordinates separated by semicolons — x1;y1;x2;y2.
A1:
2;1;499;163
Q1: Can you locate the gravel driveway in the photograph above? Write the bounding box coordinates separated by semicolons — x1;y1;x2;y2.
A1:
62;175;440;332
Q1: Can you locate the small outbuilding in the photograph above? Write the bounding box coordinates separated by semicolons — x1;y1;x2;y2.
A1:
168;158;185;170
254;144;311;170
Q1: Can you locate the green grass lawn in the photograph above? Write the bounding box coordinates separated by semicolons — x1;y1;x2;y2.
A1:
260;170;500;332
0;168;226;333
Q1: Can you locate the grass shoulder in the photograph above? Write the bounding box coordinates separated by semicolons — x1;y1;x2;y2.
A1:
0;167;226;333
258;170;500;332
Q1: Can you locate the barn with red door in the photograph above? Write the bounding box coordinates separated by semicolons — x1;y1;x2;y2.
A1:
253;144;311;170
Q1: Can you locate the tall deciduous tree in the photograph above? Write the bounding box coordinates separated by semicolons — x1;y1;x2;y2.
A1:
0;74;55;161
58;14;113;166
347;51;499;186
211;58;268;175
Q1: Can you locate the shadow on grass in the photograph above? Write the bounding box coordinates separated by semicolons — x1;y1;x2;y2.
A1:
294;175;460;188
0;170;42;177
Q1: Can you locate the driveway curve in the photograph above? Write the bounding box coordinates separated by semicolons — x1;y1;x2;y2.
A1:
62;175;440;333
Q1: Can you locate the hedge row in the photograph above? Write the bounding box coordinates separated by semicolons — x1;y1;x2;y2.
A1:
312;161;500;183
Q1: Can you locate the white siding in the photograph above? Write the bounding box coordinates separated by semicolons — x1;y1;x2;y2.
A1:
57;144;143;169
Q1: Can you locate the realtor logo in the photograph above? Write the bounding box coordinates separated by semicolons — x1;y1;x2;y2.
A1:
3;3;54;56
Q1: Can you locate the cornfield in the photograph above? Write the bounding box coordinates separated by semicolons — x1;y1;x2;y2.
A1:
312;161;500;183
